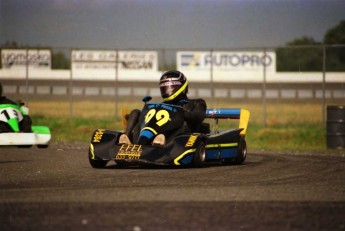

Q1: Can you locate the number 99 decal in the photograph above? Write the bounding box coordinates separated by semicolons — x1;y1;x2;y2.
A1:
145;109;170;126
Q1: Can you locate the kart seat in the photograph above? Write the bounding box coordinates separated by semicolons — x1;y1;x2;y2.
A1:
164;122;210;144
199;122;211;134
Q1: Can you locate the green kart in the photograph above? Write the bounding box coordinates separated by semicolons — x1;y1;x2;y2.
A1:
0;103;51;148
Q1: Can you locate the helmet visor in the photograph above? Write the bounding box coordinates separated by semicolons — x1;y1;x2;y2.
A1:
160;80;181;98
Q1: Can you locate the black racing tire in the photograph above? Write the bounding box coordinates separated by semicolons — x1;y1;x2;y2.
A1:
18;145;32;148
0;122;13;132
37;145;49;149
88;147;108;168
233;137;247;165
193;141;206;167
114;161;126;168
221;137;247;165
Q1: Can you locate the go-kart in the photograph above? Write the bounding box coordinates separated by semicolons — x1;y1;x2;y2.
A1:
88;96;250;168
0;102;51;148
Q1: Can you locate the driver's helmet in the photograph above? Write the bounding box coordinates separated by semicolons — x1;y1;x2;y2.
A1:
159;70;188;102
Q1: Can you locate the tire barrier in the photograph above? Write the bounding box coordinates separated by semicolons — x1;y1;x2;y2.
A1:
327;105;345;149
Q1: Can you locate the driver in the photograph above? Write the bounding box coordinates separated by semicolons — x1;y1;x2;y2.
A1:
120;70;207;144
0;83;32;132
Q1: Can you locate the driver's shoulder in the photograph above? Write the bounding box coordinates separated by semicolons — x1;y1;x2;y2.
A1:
188;98;207;109
0;96;17;105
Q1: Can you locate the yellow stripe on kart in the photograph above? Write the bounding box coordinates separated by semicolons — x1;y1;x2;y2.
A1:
206;143;238;148
140;127;158;135
174;148;196;165
89;143;95;159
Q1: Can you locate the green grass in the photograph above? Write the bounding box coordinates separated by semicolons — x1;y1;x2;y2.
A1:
246;124;325;151
32;115;120;143
29;100;332;152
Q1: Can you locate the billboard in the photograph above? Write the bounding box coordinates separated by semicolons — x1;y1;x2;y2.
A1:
177;51;275;71
176;51;276;82
1;49;51;69
118;51;157;70
72;50;158;70
72;50;116;72
71;50;158;80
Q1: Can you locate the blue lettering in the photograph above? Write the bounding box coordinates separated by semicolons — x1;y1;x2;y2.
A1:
241;55;251;66
229;55;240;66
161;104;173;111
261;54;272;66
204;55;212;66
251;55;260;66
203;53;273;68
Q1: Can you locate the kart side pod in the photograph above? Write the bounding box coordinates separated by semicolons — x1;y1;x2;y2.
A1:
205;108;250;165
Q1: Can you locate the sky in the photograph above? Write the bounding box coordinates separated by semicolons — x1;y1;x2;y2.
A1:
1;0;344;50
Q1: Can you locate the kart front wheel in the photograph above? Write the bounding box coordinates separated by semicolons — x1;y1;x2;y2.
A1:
193;141;206;167
18;145;32;148
38;145;49;149
88;148;108;168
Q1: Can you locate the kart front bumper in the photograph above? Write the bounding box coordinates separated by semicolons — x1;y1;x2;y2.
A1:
0;126;51;146
0;133;51;145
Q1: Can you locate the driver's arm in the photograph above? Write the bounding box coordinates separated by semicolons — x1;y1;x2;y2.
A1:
183;99;207;125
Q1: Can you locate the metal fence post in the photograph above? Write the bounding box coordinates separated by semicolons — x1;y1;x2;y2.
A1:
210;49;214;108
262;48;267;128
69;49;73;117
322;45;326;127
25;49;29;106
161;48;166;71
115;49;119;117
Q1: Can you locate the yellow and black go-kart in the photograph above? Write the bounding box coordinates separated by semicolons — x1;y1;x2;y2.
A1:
88;96;250;168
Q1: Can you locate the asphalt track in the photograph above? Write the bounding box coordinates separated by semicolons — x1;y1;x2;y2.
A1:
1;143;345;231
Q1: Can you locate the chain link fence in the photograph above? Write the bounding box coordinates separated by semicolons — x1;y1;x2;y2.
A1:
1;45;344;127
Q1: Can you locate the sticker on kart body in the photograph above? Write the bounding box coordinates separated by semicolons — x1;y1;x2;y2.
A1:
185;135;197;147
116;144;142;160
92;129;105;143
0;107;23;123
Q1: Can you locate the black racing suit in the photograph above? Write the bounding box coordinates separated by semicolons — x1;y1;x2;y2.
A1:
0;96;17;105
181;98;207;133
125;98;207;143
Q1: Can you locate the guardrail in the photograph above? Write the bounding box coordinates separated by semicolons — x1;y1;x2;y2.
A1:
2;80;344;101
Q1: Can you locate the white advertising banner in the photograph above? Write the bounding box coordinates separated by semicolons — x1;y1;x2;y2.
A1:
177;51;276;82
72;50;116;80
71;50;158;80
1;49;51;70
118;51;158;71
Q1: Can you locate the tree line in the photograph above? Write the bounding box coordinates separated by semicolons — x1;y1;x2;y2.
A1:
276;20;345;71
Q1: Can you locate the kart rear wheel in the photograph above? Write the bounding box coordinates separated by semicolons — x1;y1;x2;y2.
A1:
233;138;247;165
88;148;108;168
193;141;206;167
221;137;247;165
